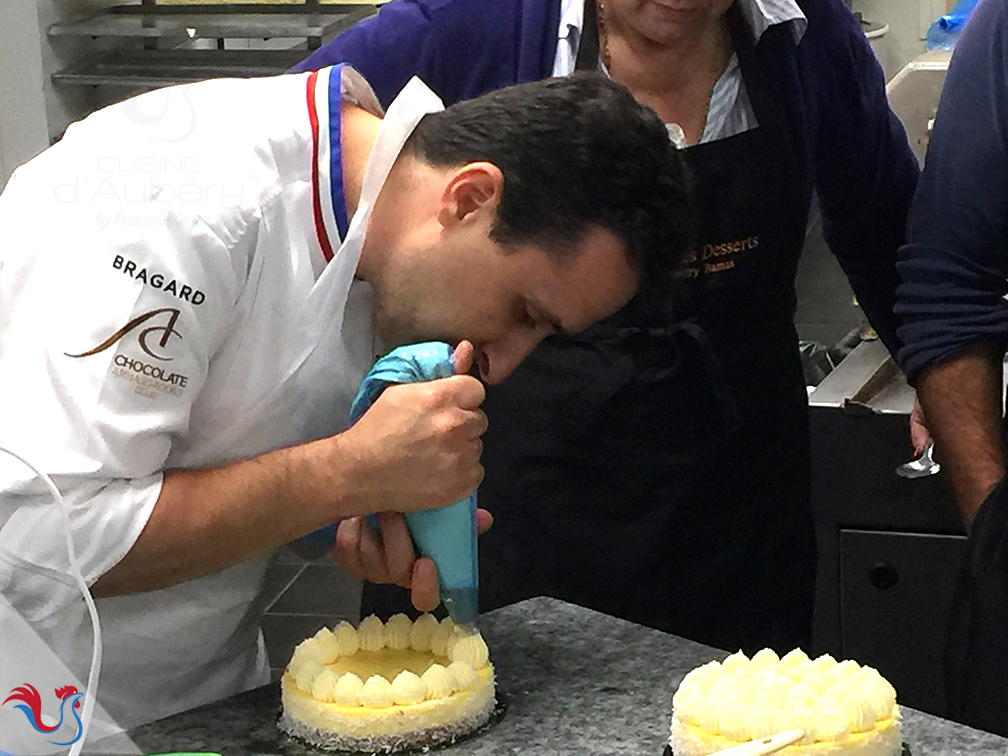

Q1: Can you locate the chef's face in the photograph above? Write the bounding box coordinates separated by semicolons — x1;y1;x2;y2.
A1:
604;0;734;45
371;225;638;385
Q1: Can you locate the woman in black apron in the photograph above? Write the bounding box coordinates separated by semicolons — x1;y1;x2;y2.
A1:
479;5;815;655
364;4;818;655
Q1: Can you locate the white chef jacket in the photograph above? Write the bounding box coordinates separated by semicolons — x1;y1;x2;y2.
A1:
0;65;444;729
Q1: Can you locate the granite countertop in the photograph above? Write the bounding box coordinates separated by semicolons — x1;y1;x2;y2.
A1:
127;597;1008;755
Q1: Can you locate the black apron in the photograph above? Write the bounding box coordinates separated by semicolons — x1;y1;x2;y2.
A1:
363;6;816;655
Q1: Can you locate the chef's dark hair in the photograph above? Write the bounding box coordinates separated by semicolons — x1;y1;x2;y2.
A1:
402;72;694;292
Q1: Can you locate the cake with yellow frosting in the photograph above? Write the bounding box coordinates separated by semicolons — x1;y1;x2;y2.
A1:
669;649;901;756
279;614;495;753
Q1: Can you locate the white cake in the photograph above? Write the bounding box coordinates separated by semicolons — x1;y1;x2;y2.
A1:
669;649;901;756
279;614;495;753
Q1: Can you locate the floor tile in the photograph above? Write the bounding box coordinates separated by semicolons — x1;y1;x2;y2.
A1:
269;563;362;616
261;563;305;612
261;613;359;669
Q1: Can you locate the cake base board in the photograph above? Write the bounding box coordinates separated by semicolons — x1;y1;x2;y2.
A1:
662;743;912;756
278;694;506;754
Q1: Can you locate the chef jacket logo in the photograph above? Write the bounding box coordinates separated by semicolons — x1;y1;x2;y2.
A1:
3;684;84;747
65;307;182;361
65;308;190;399
112;255;206;305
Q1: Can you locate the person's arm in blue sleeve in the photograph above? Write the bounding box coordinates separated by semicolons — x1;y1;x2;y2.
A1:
807;0;920;358
895;0;1008;524
290;0;538;109
897;0;1008;379
291;0;437;107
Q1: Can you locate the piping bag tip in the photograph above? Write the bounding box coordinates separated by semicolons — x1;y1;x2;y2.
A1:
442;585;479;629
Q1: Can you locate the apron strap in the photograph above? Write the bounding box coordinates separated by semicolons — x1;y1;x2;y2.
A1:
575;0;601;71
725;1;805;193
679;320;742;438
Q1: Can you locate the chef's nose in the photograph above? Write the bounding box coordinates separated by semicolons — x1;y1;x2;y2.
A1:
478;332;547;385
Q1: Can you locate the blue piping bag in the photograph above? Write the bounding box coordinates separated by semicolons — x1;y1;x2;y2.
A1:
305;342;480;627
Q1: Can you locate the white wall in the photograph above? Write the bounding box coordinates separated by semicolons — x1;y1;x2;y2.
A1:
0;0;50;191
0;0;119;191
852;0;953;82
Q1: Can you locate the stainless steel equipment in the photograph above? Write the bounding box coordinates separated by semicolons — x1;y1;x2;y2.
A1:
886;50;953;167
48;2;377;91
807;50;965;719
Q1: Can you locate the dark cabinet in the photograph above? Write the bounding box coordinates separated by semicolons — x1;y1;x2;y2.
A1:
809;339;969;717
839;529;967;714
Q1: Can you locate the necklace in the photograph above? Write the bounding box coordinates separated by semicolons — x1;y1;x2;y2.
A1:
596;0;612;71
595;0;729;142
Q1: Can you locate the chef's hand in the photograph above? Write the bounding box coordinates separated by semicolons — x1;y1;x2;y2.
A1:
338;340;487;514
333;508;494;612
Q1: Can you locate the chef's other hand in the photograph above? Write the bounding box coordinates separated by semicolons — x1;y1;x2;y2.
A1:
910;394;930;457
339;340;487;514
333;509;494;612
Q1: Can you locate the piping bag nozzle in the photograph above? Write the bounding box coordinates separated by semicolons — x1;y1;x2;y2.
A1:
405;498;480;628
305;342;479;627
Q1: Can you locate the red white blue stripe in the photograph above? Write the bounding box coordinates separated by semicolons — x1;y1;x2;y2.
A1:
306;65;351;263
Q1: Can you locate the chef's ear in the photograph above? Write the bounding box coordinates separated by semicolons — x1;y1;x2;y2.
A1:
437;162;503;228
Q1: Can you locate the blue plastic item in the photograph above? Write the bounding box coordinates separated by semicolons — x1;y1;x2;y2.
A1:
305;342;480;626
926;0;979;50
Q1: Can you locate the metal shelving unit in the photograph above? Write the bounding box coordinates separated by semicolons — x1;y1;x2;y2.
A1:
48;2;376;89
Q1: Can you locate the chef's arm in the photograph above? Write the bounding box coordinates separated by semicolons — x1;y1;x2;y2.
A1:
91;437;358;597
91;372;487;597
914;342;1005;528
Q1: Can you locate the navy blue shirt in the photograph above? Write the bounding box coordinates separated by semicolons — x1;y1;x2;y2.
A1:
897;0;1008;380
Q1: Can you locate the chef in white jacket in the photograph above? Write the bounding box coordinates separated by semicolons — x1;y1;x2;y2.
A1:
0;66;691;728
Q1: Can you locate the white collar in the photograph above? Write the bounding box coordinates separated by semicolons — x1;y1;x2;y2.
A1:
558;0;807;45
558;0;584;40
737;0;807;43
